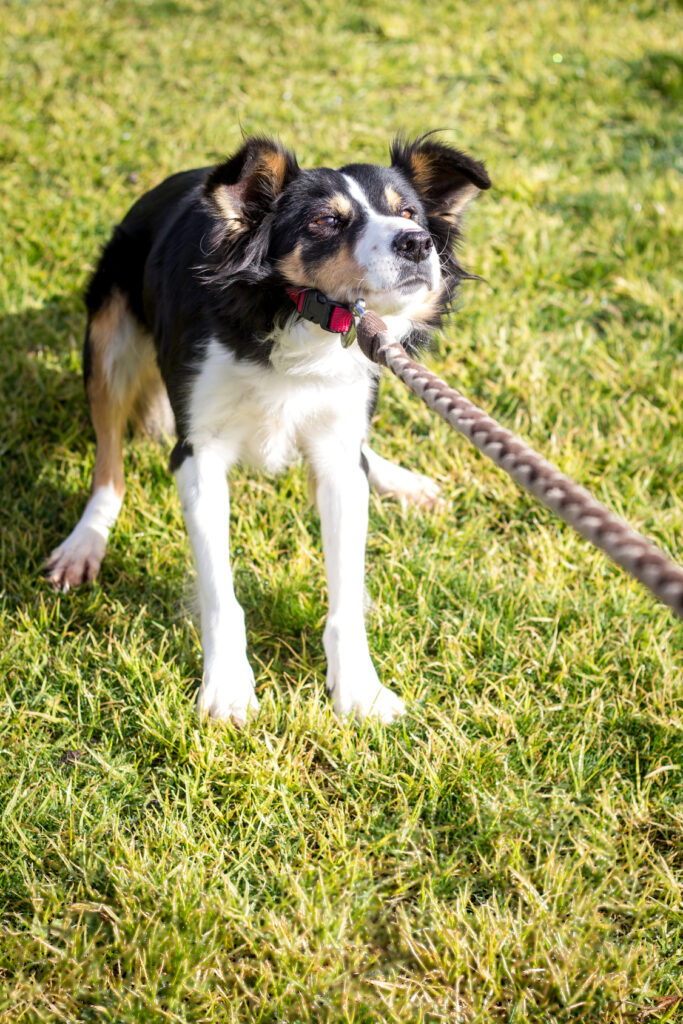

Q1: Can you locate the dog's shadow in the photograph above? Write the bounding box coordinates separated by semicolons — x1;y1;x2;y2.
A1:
1;293;322;682
0;297;169;625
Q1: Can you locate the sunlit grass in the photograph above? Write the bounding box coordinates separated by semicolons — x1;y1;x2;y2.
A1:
1;0;681;1020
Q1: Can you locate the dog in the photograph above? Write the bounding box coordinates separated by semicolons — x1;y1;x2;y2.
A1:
46;133;490;725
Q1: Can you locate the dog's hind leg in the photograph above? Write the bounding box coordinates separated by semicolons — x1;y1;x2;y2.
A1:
46;289;158;591
130;368;175;442
361;443;442;510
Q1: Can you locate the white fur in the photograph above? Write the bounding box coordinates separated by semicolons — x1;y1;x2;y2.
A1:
175;447;259;726
342;174;442;313
187;327;378;474
177;174;449;724
179;320;405;723
46;483;123;591
310;439;405;723
362;444;441;509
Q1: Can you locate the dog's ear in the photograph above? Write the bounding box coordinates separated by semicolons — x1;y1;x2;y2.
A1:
204;136;300;231
202;137;299;283
390;134;491;224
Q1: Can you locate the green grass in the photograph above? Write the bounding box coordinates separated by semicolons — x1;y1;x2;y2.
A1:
1;0;682;1020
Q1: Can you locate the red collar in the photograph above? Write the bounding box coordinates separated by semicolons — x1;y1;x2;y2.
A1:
286;286;354;335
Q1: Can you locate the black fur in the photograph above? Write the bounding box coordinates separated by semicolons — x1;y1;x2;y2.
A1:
85;134;490;437
169;438;194;473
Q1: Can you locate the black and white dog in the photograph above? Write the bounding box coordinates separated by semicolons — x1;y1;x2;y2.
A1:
46;133;490;725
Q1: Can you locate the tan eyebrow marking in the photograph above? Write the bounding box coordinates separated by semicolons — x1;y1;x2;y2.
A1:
384;185;403;214
328;194;353;218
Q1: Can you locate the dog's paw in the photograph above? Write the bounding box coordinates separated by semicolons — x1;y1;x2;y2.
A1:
332;682;406;724
363;447;442;510
45;526;107;592
394;470;442;511
197;668;260;727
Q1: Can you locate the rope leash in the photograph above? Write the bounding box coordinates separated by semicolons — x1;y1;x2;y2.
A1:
355;309;683;620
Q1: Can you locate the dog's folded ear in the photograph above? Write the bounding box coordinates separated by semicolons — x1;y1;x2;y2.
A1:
202;136;299;283
390;134;491;224
204;136;300;231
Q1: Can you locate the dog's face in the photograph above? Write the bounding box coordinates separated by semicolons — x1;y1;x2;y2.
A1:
271;164;441;316
203;134;490;320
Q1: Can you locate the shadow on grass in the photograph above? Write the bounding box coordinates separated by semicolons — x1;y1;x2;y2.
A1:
0;294;194;675
627;50;683;105
0;293;175;608
0;293;320;690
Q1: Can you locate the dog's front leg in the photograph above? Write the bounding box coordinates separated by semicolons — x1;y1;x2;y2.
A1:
174;446;258;726
310;443;405;724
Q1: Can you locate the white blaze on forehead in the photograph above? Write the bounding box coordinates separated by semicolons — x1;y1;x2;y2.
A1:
341;174;373;213
342;173;422;233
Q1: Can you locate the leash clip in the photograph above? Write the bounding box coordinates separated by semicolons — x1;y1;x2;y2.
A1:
341;298;366;348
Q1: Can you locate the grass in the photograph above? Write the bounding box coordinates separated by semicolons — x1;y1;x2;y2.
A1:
1;0;682;1020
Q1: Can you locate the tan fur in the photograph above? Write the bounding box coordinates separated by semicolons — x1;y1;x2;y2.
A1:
313;245;365;299
212;186;245;230
279;245;313;287
441;182;480;222
329;194;353;218
89;290;128;360
406;151;434;192
280;243;364;302
384;185;403;214
406;154;480;220
88;293;135;497
87;291;168;497
258;149;289;190
130;366;175;441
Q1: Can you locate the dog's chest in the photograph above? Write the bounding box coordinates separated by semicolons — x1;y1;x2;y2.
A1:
188;328;377;473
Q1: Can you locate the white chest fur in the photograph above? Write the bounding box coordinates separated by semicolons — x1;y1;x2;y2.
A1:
187;320;381;473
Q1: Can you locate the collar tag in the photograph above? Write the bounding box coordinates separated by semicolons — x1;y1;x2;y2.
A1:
341;298;366;348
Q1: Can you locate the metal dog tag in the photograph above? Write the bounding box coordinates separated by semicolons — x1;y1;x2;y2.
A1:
341;298;366;348
341;321;357;347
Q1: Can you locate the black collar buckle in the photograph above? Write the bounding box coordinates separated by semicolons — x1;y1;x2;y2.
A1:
298;289;342;332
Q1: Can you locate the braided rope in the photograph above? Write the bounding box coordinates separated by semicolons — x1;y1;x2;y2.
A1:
356;310;683;619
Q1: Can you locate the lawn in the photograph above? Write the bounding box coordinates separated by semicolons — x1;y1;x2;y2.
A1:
1;0;682;1021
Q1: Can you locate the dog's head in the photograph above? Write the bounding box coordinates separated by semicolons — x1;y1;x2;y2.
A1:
203;133;490;323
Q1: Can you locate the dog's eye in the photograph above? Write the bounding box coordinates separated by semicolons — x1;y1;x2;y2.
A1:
312;215;340;229
400;207;417;220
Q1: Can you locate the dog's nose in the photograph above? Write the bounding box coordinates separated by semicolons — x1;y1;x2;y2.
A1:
392;229;433;264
